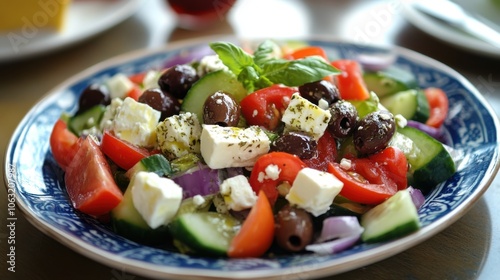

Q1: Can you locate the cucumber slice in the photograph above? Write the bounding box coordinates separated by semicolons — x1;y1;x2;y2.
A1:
68;105;106;135
363;66;417;98
169;212;240;256
181;70;247;123
361;189;420;243
110;187;170;245
380;89;430;123
390;126;456;193
125;154;172;179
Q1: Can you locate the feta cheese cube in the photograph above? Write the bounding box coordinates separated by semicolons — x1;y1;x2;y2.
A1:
156;112;202;160
141;70;161;90
200;124;271;169
106;73;135;99
99;97;123;132
130;171;183;229
286;167;343;216
220;175;258;211
112;97;161;147
281;93;331;140
196;55;229;76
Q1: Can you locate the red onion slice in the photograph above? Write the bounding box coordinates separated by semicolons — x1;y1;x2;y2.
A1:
408;186;425;209
306;216;364;255
172;163;221;199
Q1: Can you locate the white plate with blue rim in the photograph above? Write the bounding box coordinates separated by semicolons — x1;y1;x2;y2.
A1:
4;36;500;279
0;0;145;63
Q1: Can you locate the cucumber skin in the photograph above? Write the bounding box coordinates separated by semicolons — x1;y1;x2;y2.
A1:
111;188;170;245
380;89;429;123
169;212;239;257
361;189;420;243
363;67;418;98
392;126;456;194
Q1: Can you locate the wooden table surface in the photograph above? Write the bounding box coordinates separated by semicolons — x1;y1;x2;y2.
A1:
1;0;499;279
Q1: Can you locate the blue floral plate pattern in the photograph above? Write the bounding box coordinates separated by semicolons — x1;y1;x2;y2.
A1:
4;36;500;279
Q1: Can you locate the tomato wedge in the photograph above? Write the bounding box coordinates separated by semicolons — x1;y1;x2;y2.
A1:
424;87;449;128
65;136;123;216
125;83;143;101
331;59;370;100
240;85;296;131
328;147;408;205
303;131;337;172
49;119;80;171
285;46;329;61
101;131;150;170
228;190;275;258
248;152;306;205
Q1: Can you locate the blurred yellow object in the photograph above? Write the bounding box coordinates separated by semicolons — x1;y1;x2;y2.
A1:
0;0;71;32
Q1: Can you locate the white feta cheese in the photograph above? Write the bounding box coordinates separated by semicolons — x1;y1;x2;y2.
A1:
395;114;407;128
219;175;258;211
106;73;135;99
197;55;229;76
257;164;281;183
156;112;202;160
286;167;343;217
99;97;123;131
112;97;161;147
200;124;271;169
281;93;331;140
192;195;206;207
130;171;183;229
141;70;161;90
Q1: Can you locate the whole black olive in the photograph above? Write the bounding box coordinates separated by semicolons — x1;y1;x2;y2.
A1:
298;80;340;106
328;100;358;138
77;83;110;114
138;88;181;120
271;131;317;159
158;64;199;99
274;204;314;252
353;110;395;155
202;91;240;126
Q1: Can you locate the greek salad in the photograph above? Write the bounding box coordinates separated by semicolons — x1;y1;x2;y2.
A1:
49;40;457;257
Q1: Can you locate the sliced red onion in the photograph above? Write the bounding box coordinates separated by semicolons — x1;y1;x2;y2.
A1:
305;234;361;255
357;53;396;72
172;163;221;199
163;45;215;68
408;186;425;209
305;216;364;255
406;120;448;144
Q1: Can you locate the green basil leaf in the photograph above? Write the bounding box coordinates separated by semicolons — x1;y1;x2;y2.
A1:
261;57;340;86
209;42;254;76
238;66;260;93
253;40;281;68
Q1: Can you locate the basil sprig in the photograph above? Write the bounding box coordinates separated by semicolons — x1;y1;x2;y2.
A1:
209;40;340;92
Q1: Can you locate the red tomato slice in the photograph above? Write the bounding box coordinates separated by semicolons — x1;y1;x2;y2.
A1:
331;59;370;100
285;46;329;61
240;85;296;131
303;131;337;172
368;146;408;190
126;84;143;101
424;87;449;128
101;131;150;170
65;136;123;216
328;147;407;205
49;119;80;171
248;152;306;205
128;72;147;85
228;190;275;258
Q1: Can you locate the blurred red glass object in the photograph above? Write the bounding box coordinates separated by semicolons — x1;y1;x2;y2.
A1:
167;0;236;30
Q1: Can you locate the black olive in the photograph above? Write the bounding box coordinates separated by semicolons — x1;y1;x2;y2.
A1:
202;91;240;126
274;204;314;252
353;110;395;155
77;83;110;114
298;80;340;106
271;131;317;159
138;88;181;120
328;100;358;138
158;64;199;99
